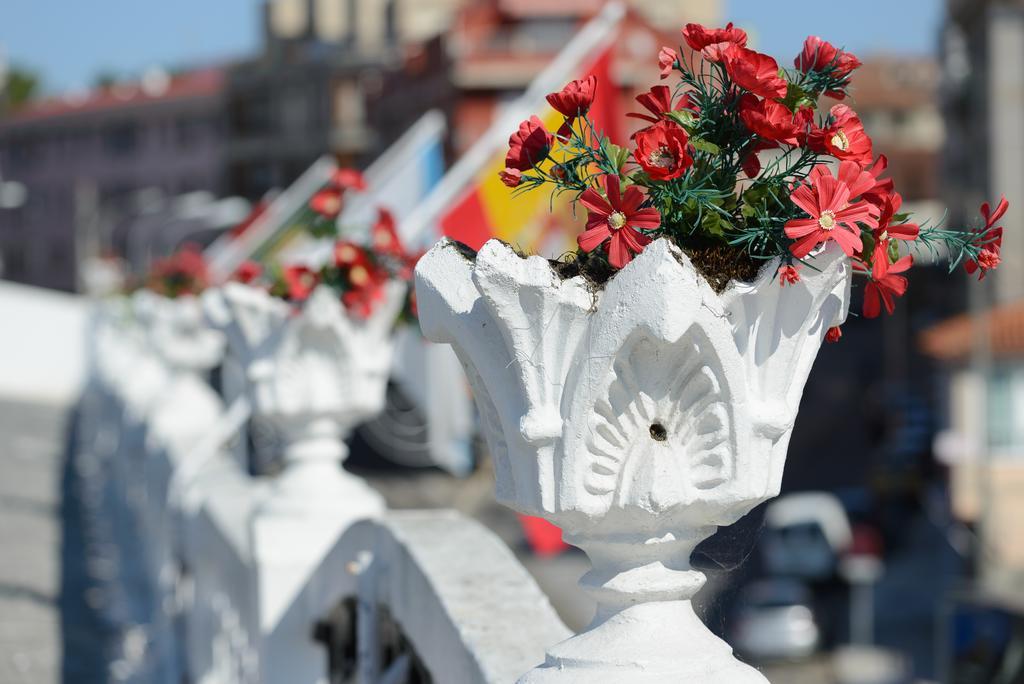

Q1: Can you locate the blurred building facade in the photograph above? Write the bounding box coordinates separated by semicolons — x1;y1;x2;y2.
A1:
928;0;1024;597
0;69;228;291
226;0;452;199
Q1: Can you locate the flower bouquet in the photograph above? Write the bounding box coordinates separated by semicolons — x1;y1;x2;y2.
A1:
229;168;419;321
500;24;1007;322
415;23;1012;683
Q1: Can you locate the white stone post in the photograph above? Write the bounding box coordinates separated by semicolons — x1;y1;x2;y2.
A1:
203;280;403;680
416;238;851;683
204;282;403;514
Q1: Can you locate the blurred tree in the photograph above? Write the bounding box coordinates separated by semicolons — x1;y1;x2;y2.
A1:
3;65;40;107
93;72;118;90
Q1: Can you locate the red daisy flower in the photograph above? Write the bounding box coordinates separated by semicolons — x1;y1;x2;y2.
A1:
546;75;597;137
738;95;802;145
233;260;262;285
498;168;522;188
633;121;693;181
371;208;405;258
283;265;319;302
808;104;873;165
966;196;1009;279
310;188;343;218
794;36;862;95
860;155;895;209
872;192;920;247
505;116;553;171
778;264;801;286
342;261;388;319
722;45;788;100
330;168;367;191
682;22;748;62
334;240;367;269
627;85;695;127
659;47;678;79
785;164;879;258
862;254;912;318
578;175;660;269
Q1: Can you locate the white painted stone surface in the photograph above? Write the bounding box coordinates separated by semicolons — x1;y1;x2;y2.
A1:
203;281;405;680
0;281;88;405
416;237;851;682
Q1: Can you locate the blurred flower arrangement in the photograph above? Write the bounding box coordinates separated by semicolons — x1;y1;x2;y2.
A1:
145;243;210;298
501;24;1009;326
229;168;420;320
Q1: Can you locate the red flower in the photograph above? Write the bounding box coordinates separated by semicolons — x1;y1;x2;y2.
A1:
966;196;1009;279
860;155;895;209
862;254;912;318
633;121;693;181
785;164;879;258
808;104;873;165
627;85;694;126
738;95;802;145
794;36;862;76
722;45;788;100
682;22;748;62
659;47;678;79
330;168;367;192
778;264;801;286
546;75;597;136
310;188;343;218
283;265;319;302
334;240;366;268
872;192;919;246
342;261;388;319
505;116;553;171
371;208;405;258
741;139;776;178
825;326;843;343
578;175;660;269
499;167;522;187
233;260;262;284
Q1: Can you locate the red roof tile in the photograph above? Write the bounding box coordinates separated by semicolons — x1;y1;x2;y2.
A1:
4;68;225;125
920;300;1024;362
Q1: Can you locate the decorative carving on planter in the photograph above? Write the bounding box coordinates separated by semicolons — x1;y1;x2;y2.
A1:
144;292;226;376
204;282;404;513
416;237;851;682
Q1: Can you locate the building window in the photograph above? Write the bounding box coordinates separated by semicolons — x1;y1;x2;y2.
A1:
104;123;138;156
987;366;1024;451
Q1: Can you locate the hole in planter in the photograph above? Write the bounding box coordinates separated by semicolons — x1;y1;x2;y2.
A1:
649;423;667;442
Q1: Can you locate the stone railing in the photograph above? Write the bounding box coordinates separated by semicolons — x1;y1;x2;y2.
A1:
71;286;567;683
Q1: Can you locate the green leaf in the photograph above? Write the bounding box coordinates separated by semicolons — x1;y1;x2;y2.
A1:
690;137;721;155
861;230;876;260
780;82;816;112
702;211;729;237
666;109;697;129
888;240;901;263
601;140;631;172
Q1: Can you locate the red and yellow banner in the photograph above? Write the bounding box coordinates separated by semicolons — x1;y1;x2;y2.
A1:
441;46;621;258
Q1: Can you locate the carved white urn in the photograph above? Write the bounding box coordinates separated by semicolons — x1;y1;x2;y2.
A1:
203;281;404;513
145;292;226;377
415;238;851;683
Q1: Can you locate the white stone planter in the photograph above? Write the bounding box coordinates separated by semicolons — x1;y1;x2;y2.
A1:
415;237;851;683
203;281;404;513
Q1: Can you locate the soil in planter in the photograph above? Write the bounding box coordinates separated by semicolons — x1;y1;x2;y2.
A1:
550;241;763;293
446;238;764;294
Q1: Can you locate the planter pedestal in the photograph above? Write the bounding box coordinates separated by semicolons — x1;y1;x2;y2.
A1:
416;238;851;683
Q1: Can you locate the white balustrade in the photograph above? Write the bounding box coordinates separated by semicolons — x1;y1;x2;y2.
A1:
73;267;590;684
416;237;851;682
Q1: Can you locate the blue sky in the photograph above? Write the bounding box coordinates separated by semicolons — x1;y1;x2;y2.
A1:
1;0;943;95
